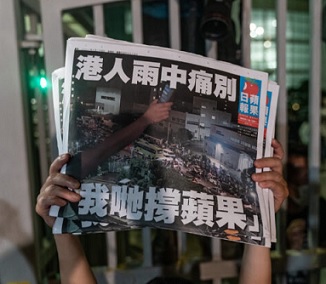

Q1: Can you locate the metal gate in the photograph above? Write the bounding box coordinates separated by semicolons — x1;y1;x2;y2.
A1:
39;0;325;283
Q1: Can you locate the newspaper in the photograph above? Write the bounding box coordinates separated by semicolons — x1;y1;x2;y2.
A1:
49;36;279;246
51;67;65;154
263;82;280;243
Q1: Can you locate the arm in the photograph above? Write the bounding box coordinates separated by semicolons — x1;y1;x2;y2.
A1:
35;154;96;284
80;100;172;178
240;245;271;284
240;139;288;284
54;234;96;284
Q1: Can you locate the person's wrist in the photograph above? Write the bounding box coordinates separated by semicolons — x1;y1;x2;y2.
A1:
139;114;152;126
54;233;79;243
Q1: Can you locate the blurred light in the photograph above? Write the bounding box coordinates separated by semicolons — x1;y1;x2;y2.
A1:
38;44;44;57
264;40;272;48
292;102;301;111
250;23;257;31
24;15;31;33
250;31;257;38
256;27;264;36
250;23;264;38
39;77;48;89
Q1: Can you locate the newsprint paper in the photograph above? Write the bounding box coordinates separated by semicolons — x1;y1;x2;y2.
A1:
49;36;279;247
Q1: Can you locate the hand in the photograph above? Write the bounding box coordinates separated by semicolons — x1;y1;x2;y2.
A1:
35;154;81;227
251;139;289;212
142;99;173;124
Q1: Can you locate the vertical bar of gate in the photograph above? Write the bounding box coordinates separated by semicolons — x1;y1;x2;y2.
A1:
241;0;251;69
206;40;218;59
142;227;153;267
275;3;288;284
130;0;154;268
276;0;287;167
131;0;143;43
40;1;65;161
168;0;188;259
275;1;287;266
93;4;105;37
275;3;287;283
168;0;181;50
308;0;322;241
308;2;322;283
106;231;118;269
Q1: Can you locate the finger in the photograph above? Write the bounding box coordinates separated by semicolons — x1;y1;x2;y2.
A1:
156;104;172;113
163;102;173;108
157;101;172;108
36;187;80;219
41;173;80;195
260;182;288;212
36;193;69;212
49;154;71;175
255;178;287;192
253;174;288;200
50;172;80;190
272;139;284;160
41;178;81;202
252;170;284;184
34;206;57;228
254;157;283;173
35;195;70;227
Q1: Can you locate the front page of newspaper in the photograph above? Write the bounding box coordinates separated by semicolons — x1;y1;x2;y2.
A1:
51;37;272;246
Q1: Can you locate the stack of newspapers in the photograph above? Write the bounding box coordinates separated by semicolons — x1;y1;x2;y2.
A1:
49;35;279;247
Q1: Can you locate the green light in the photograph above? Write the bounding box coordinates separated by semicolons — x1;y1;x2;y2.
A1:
39;77;47;89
